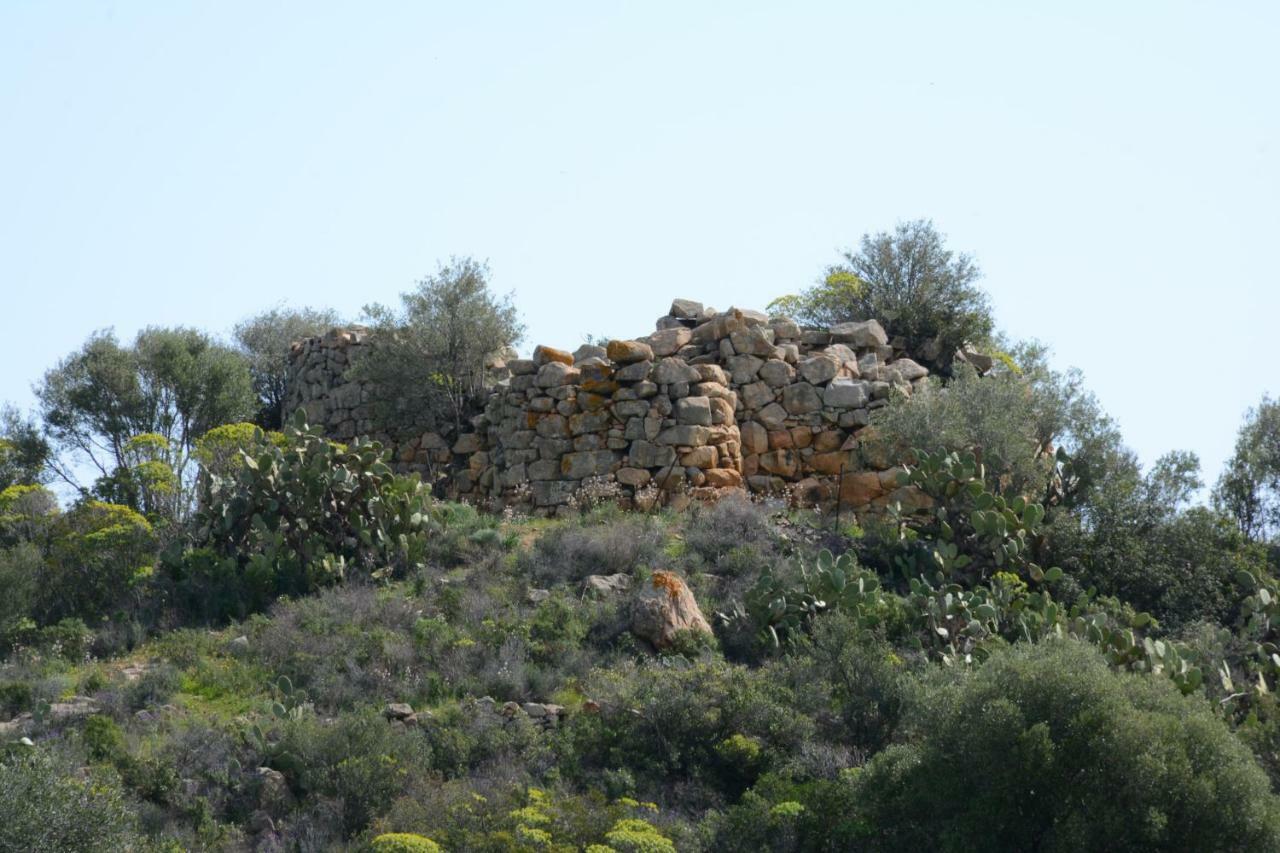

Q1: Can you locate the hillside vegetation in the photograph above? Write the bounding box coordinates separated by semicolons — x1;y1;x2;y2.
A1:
5;223;1280;851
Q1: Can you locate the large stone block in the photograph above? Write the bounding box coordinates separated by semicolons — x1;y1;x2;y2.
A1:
729;325;776;357
781;382;822;415
740;420;769;455
614;360;653;382
561;450;620;479
829;320;888;348
630;439;677;468
657;424;711;446
653;357;700;385
533;345;574;366
647;327;692;357
532;480;576;506
728;354;764;384
758;359;795;388
536;361;581;388
607;339;654;364
675;396;712;426
740;380;775;411
757;402;789;430
572;344;607;363
823;379;869;409
669;298;704;319
797;354;840;385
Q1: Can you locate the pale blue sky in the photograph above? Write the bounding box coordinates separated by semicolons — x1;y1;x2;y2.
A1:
2;2;1277;491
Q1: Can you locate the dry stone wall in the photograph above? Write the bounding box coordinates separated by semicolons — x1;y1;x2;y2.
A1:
285;300;934;516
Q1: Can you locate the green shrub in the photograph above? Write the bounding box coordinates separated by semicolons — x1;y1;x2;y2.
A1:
271;710;434;839
370;834;442;853
563;661;812;801
42;500;156;623
0;681;33;719
518;513;664;585
83;715;127;763
683;494;779;571
0;751;140;853
852;640;1280;852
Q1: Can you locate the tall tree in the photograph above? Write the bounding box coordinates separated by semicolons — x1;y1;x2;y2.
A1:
36;327;255;516
356;257;524;436
771;219;993;371
1215;395;1280;541
234;305;341;429
0;405;50;491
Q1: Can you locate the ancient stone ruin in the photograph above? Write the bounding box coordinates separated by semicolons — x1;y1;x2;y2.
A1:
285;299;936;516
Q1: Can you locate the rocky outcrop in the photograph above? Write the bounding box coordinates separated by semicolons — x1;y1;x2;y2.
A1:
286;298;935;516
630;571;713;649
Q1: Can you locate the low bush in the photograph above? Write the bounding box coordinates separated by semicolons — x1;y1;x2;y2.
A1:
0;751;141;853
518;513;664;586
683;494;779;571
852;640;1280;852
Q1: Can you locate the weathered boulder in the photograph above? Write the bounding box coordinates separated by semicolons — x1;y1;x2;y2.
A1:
657;425;711;446
630;571;713;649
740;420;769;455
653;357;700;385
740;380;775;411
607;339;655;364
647;327;692;357
573;344;607;363
584;573;633;597
675;396;712;426
758;359;795;388
533;345;575;366
798;350;839;384
757;402;789;430
823;379;869;409
829;320;888;348
536;362;581;388
781;382;822;415
629;440;677;468
669;298;704;319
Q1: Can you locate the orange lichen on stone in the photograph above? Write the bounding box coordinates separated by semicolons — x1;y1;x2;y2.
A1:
650;570;683;600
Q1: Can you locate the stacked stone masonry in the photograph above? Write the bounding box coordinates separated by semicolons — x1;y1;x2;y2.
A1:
285;300;934;516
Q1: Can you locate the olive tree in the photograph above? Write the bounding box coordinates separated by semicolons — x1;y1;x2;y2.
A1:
355;257;523;436
771;219;993;370
1215;395;1280;541
36;327;255;518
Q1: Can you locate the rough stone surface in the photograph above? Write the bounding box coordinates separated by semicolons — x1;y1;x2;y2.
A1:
285;297;934;517
584;573;633;597
630;571;713;649
830;320;888;348
607;339;655;364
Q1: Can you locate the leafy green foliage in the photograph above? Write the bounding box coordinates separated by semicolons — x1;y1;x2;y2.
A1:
169;412;432;619
867;345;1129;507
1050;450;1264;631
356;256;524;436
0;751;141;852
370;834;442;853
1215;394;1280;541
851;640;1280;852
37;326;255;518
770;219;993;371
0;405;50;491
39;500;157;624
